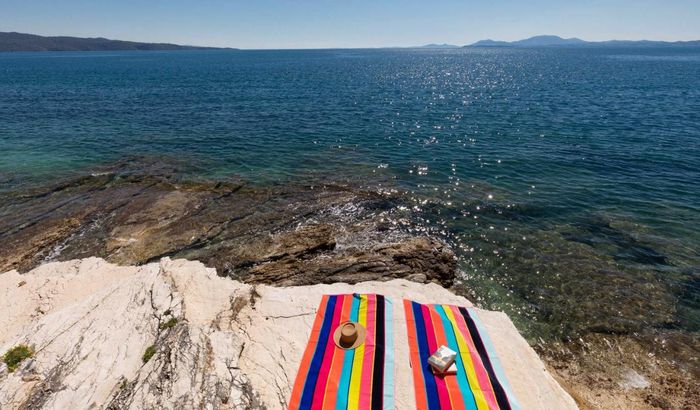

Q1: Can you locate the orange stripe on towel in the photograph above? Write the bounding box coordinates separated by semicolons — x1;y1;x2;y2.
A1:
404;299;429;410
288;294;330;410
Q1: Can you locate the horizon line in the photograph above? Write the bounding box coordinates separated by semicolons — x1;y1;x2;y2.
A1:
3;31;700;51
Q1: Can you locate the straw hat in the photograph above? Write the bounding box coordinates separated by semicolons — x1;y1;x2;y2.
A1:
333;321;366;350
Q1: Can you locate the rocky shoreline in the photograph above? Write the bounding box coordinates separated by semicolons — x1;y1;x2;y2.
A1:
0;166;455;287
1;164;698;409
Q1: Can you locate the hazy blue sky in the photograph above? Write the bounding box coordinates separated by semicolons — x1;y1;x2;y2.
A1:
1;0;698;49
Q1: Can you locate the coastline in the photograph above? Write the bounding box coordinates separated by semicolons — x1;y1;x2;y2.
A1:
0;163;697;408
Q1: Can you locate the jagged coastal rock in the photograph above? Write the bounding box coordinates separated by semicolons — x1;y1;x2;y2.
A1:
0;169;455;287
0;258;576;409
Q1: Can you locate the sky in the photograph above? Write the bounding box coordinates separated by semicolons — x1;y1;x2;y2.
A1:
1;0;698;49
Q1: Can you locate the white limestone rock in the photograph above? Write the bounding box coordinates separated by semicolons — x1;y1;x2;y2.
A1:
0;258;576;409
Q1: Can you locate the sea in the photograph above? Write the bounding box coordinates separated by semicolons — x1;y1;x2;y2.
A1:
1;46;698;363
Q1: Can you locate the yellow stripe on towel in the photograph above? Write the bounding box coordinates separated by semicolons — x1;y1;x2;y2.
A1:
347;294;368;409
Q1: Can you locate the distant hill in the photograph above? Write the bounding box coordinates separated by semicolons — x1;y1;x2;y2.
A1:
418;43;460;49
468;35;700;47
512;35;586;46
469;39;511;47
0;32;226;52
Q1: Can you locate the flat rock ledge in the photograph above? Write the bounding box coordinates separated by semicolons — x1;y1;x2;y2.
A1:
0;258;576;409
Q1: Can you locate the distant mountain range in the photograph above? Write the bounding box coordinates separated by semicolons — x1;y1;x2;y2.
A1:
0;32;226;52
2;32;698;52
468;35;700;47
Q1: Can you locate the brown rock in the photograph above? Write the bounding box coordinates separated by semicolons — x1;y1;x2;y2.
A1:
0;168;458;289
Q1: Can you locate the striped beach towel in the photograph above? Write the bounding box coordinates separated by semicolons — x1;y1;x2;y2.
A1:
289;294;394;410
403;300;520;410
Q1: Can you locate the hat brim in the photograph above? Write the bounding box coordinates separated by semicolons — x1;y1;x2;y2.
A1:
333;321;366;350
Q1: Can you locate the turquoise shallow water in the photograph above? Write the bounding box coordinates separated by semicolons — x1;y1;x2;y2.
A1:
1;47;699;341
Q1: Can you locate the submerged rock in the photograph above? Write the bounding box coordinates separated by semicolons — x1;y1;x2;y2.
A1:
540;331;700;409
0;257;575;409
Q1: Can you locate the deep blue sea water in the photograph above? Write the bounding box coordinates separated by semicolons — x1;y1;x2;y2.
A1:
1;47;699;343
